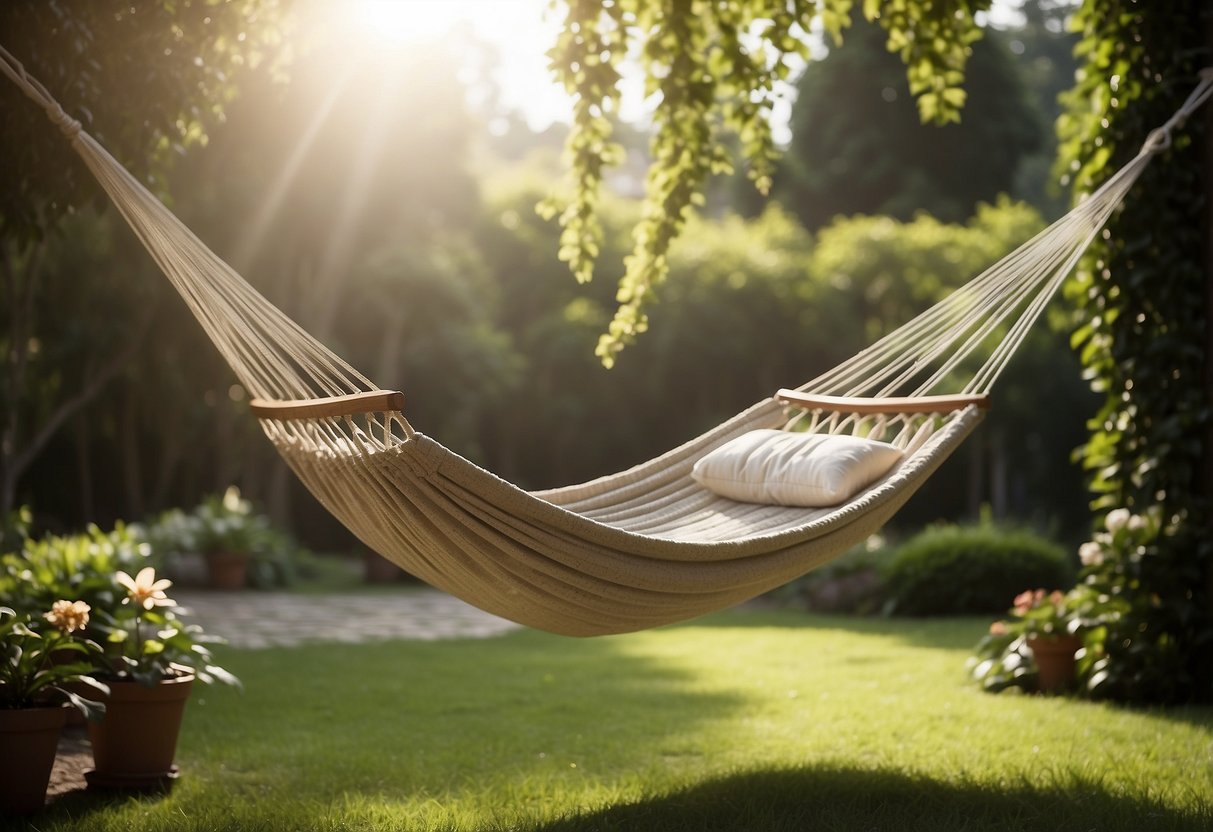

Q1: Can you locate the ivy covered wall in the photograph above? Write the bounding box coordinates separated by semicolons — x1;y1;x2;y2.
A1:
1060;0;1213;703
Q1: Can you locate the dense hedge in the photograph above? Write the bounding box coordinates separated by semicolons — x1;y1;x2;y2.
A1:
884;525;1073;616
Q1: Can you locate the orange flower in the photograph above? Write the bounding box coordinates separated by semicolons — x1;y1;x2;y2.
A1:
115;567;175;610
44;599;91;633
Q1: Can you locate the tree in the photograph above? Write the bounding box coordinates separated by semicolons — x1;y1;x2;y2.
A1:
776;10;1041;230
0;1;284;519
548;0;992;366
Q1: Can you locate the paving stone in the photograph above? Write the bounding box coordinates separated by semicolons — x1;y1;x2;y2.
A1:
174;588;520;650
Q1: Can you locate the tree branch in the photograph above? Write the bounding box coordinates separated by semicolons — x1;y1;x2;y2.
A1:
10;306;154;479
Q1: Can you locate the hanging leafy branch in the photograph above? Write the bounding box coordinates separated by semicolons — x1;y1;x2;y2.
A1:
546;0;989;366
863;0;987;123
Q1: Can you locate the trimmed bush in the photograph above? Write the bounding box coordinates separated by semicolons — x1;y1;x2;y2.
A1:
883;524;1072;616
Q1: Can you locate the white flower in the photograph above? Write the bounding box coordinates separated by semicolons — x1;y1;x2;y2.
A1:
222;485;248;514
115;567;175;610
1078;541;1104;567
1127;514;1147;532
1105;508;1131;532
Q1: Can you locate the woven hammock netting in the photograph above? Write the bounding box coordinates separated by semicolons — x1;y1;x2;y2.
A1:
4;45;1211;635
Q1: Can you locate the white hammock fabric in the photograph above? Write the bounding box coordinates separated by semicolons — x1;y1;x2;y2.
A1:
4;46;1211;635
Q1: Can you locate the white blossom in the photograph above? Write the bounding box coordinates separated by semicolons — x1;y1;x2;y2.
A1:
1105;508;1131;532
1078;541;1104;567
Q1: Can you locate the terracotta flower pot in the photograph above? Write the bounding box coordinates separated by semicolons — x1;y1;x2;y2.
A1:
205;550;250;590
0;706;67;814
86;674;194;789
1027;634;1083;693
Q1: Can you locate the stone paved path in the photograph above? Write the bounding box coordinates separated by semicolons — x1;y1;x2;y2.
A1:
174;588;521;649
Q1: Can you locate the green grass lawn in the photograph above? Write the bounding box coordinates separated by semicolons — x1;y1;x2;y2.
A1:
23;608;1213;831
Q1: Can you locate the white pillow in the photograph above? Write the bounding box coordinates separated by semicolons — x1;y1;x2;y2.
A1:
691;429;904;507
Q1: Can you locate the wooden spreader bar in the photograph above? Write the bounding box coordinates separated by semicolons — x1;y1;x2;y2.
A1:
775;389;991;415
249;390;405;421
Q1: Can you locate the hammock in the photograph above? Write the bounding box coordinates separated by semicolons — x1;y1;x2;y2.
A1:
4;47;1211;636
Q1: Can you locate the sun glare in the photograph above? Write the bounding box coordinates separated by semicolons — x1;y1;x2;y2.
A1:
350;0;463;45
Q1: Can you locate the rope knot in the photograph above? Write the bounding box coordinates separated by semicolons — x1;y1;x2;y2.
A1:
1143;125;1172;154
47;102;81;139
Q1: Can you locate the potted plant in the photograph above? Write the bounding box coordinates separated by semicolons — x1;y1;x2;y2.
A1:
0;603;108;814
162;487;299;590
1013;589;1084;692
193;488;260;590
1;522;152;727
86;566;239;788
971;588;1084;694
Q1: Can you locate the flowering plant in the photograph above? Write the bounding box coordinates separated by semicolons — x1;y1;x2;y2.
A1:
0;603;109;719
1075;507;1157;572
969;508;1154;697
1066;507;1158;698
90;567;239;689
969;585;1081;692
1005;589;1077;640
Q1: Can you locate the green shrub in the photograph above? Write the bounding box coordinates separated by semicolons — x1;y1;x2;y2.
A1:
883;524;1073;616
0;523;151;618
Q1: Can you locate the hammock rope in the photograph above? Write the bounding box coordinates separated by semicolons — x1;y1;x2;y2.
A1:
3;42;1211;635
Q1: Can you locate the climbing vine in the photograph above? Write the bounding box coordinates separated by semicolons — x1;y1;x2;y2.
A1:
546;0;990;366
1057;0;1212;702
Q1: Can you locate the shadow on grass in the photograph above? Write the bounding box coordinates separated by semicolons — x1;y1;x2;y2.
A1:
198;630;751;799
533;765;1212;832
34;784;170;825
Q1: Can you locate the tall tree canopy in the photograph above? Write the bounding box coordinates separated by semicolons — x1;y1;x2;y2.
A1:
0;0;284;244
776;10;1040;229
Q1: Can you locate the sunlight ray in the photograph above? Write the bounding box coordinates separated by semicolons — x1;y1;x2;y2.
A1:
232;63;357;270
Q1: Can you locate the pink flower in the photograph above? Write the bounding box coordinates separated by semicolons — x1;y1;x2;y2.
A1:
1013;589;1045;615
989;620;1008;636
